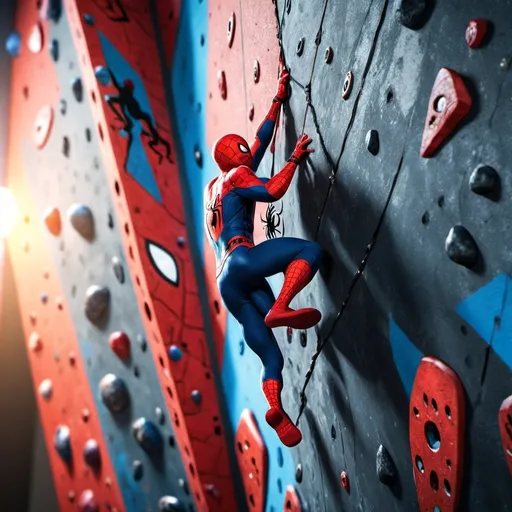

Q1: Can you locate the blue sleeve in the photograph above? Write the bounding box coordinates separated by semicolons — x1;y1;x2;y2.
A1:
251;119;275;172
233;184;275;202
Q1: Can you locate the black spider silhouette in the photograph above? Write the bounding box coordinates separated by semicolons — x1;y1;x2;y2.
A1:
105;69;172;167
261;202;284;240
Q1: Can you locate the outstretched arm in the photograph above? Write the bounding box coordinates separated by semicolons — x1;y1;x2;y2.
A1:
108;68;121;90
250;71;290;172
232;134;314;202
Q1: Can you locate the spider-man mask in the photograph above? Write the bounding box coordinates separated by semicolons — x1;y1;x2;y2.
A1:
212;134;253;172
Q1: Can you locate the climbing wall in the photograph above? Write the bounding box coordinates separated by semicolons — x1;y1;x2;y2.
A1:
4;0;512;511
179;0;512;511
4;0;241;511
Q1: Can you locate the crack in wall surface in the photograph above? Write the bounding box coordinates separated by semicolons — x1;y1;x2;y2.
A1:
314;0;390;239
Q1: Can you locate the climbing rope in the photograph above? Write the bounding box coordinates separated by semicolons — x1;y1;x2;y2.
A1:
270;0;404;426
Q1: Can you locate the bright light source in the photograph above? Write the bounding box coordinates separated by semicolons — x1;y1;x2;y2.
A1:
0;187;20;238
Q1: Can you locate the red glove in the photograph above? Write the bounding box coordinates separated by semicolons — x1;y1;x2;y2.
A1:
289;134;314;163
275;70;290;102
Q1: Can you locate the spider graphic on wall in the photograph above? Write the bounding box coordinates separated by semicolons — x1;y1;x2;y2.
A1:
261;202;285;240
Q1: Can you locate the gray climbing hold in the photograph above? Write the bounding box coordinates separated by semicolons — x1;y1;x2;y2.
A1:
445;225;478;269
60;99;67;115
469;165;500;198
295;463;303;483
49;39;59;62
41;0;62;22
376;444;397;486
112;256;125;284
296;38;305;57
132;417;163;454
94;66;111;86
177;236;186;248
158;496;185;512
156;407;165;425
133;460;144;481
68;204;95;241
72;77;83;102
54;425;72;462
178;478;189;494
194;145;203;168
366;129;380;156
300;331;307;347
39;379;53;400
62;136;70;158
84;285;110;325
331;425;336;440
99;374;130;414
137;334;148;352
395;0;429;30
83;439;101;469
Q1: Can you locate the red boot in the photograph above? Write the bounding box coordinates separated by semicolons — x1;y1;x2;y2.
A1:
265;259;321;329
262;379;302;447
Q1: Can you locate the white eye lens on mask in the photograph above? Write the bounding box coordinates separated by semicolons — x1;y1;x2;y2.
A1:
238;144;249;154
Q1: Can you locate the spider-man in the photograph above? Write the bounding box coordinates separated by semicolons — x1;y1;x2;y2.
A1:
204;70;323;447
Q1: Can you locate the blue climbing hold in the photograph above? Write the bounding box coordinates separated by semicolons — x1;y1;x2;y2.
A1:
83;14;94;25
5;32;21;57
191;390;202;403
41;293;48;303
239;340;245;355
177;236;186;248
168;345;183;361
94;66;111;86
277;447;283;467
54;425;72;462
132;417;163;454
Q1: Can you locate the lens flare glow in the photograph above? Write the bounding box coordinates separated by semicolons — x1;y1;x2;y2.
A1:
0;187;20;238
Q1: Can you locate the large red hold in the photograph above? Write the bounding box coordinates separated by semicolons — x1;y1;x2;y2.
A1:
420;68;472;158
409;357;466;512
499;395;512;478
235;409;268;512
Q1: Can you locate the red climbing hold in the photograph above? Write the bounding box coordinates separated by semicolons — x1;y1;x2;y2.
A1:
340;471;350;492
409;357;466;512
108;331;131;359
465;19;488;49
43;207;61;236
235;409;268;512
499;395;512;478
33;105;54;149
283;485;302;511
420;68;472;158
227;13;236;48
218;70;227;100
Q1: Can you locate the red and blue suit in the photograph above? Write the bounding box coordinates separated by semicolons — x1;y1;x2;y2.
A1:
204;71;323;447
